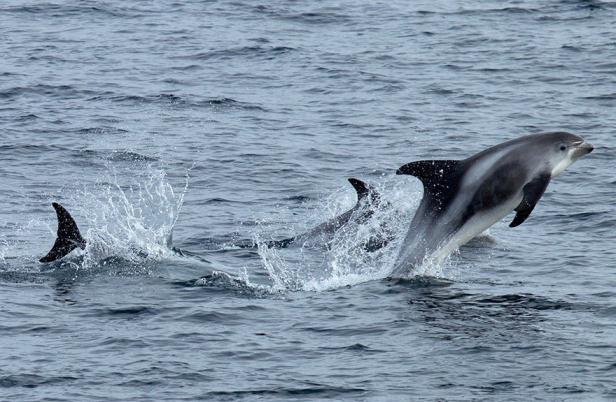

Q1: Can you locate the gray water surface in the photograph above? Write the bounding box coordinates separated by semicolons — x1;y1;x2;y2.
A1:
1;1;615;400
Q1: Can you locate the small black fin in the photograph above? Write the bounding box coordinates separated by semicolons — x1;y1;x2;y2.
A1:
348;177;381;206
347;178;370;200
40;203;87;263
396;160;462;209
509;173;551;228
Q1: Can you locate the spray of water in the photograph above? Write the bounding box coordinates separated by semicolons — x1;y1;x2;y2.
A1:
64;163;189;269
255;176;460;291
0;239;7;265
2;159;464;292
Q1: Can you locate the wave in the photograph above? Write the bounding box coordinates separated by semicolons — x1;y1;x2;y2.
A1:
0;374;78;388
180;45;295;61
201;386;366;399
0;84;99;100
85;93;267;111
0;3;148;18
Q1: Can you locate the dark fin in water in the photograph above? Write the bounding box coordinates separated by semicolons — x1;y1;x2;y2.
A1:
348;177;381;206
40;203;87;263
348;178;371;200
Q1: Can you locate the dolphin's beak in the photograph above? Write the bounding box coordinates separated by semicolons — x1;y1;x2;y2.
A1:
574;141;594;159
580;142;594;154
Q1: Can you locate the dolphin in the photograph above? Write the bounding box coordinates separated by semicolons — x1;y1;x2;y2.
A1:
392;132;594;276
40;202;87;263
267;178;383;248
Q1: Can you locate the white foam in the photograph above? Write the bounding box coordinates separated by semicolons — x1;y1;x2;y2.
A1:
66;164;189;269
253;176;460;291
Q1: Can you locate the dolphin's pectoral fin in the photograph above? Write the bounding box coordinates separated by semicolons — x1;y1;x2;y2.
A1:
396;159;462;208
40;203;86;263
509;173;551;228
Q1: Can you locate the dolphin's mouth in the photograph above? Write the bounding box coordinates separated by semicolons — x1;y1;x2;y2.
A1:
573;141;594;158
580;142;594;154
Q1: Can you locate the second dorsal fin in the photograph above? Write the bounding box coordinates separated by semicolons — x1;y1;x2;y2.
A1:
347;178;381;206
396;160;462;209
347;178;370;200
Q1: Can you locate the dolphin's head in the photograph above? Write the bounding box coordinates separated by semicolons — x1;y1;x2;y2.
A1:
537;132;594;177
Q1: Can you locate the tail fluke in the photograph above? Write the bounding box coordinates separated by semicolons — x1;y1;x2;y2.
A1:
40;203;86;263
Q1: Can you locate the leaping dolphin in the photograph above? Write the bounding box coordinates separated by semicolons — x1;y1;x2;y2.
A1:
392;132;594;276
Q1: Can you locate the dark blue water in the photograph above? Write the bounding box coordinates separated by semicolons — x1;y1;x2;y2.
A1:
1;1;615;400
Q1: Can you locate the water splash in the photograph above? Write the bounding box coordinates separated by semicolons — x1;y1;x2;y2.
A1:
0;239;7;265
255;176;459;291
192;269;275;298
63;164;189;269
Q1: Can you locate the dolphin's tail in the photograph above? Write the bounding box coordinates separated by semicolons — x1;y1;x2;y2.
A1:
40;203;87;263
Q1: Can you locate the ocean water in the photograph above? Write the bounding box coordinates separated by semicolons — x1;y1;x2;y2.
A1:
1;0;615;400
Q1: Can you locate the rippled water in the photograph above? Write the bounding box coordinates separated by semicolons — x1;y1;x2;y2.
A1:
1;0;615;400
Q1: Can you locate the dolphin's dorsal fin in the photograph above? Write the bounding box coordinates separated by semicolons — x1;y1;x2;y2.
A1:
40;203;86;263
348;177;381;206
347;178;370;200
396;160;462;209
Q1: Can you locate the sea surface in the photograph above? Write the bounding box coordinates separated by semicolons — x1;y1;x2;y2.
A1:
1;0;615;400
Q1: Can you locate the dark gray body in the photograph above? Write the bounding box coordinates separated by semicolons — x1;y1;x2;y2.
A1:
392;132;593;276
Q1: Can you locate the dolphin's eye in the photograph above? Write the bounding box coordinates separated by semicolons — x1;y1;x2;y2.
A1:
560;145;567;151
